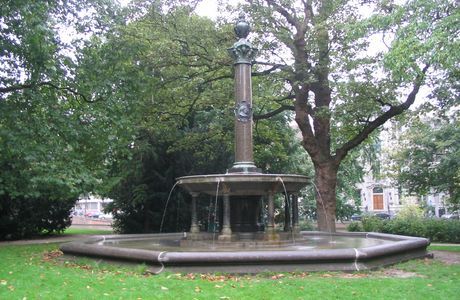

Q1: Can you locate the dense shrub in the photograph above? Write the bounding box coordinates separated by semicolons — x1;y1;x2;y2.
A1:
349;216;460;243
0;195;76;240
383;217;426;237
396;204;424;219
347;221;363;232
361;216;386;232
299;220;315;231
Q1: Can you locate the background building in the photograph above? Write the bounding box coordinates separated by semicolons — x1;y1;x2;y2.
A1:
73;194;113;218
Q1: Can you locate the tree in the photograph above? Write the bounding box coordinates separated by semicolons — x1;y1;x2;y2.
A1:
229;0;458;231
392;115;460;210
91;3;311;233
0;0;123;239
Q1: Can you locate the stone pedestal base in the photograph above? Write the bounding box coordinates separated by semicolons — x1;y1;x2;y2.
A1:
187;232;201;240
292;225;300;234
217;234;233;242
264;226;279;241
228;165;262;173
190;225;200;234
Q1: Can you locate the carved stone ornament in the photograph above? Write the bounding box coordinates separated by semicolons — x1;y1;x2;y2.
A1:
235;100;252;122
227;14;258;64
228;40;258;65
234;14;250;39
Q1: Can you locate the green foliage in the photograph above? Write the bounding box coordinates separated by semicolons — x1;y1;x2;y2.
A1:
228;0;459;231
395;204;424;220
361;216;386;232
383;217;427;238
106;125;233;233
81;4;312;234
356;215;460;243
298;220;315;231
392;116;460;210
347;222;363;232
0;195;75;240
0;0;123;239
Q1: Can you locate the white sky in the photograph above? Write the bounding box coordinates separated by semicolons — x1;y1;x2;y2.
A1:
196;0;219;19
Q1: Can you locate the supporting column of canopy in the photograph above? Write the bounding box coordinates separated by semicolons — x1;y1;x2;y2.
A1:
185;183;301;238
291;193;300;233
219;194;232;241
190;193;200;234
284;195;291;232
284;193;300;232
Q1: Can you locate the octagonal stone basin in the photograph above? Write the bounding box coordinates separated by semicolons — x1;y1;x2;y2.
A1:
60;231;430;273
176;173;309;196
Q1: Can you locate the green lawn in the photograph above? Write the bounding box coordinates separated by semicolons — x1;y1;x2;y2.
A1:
0;243;459;299
428;245;460;252
62;227;114;236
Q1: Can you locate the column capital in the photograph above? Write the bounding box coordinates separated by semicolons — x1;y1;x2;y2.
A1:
227;15;258;65
227;40;258;65
221;183;231;195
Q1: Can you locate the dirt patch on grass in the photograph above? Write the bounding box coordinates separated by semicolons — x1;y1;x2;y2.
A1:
379;269;423;278
432;250;460;265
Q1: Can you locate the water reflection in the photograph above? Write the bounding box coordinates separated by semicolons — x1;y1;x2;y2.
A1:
99;235;389;252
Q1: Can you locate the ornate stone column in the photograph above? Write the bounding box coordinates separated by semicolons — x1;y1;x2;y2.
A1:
284;195;291;232
227;15;259;173
219;185;232;241
265;191;275;240
291;193;300;233
190;193;199;234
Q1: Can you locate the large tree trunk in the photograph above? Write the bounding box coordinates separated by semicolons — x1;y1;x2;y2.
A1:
314;162;339;232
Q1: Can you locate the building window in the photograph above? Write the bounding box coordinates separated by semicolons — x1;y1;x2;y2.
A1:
373;187;383;194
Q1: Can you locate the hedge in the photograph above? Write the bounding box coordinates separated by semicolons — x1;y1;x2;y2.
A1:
347;216;460;243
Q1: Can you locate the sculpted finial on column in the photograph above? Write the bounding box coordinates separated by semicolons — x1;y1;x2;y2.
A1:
228;14;258;65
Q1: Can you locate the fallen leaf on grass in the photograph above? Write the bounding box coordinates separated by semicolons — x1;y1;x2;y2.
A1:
215;285;224;288
1;280;7;285
195;286;202;293
42;250;63;261
161;286;169;291
271;274;285;280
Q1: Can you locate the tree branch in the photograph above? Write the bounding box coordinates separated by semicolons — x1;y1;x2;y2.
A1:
0;81;101;103
334;64;430;162
265;0;298;29
252;63;289;76
254;105;295;120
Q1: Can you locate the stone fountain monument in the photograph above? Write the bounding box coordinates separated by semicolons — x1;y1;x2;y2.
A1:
176;15;309;241
60;16;430;274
